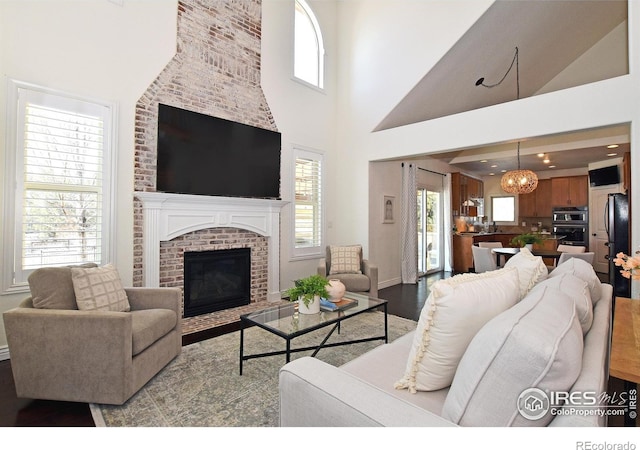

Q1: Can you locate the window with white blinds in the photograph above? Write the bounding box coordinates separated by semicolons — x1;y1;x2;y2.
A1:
4;82;114;290
293;148;324;258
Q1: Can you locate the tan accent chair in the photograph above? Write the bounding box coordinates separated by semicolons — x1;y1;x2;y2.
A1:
317;246;378;298
3;287;182;405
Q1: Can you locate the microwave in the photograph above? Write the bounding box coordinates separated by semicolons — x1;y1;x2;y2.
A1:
552;207;588;224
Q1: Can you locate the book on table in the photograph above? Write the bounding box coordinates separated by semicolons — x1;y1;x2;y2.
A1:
320;297;357;312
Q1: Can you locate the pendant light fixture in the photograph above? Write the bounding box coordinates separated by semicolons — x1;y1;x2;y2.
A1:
476;47;538;194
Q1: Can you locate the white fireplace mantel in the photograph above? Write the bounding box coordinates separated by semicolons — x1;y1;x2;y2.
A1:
135;191;288;301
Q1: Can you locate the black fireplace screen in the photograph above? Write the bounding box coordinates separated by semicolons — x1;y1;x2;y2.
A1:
183;248;251;317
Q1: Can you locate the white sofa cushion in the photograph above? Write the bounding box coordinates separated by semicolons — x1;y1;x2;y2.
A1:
441;285;584;426
549;257;602;303
531;273;593;334
394;267;520;393
503;247;548;299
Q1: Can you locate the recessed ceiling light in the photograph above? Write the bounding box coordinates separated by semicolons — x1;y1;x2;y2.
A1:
490;164;498;168
501;169;507;173
607;153;618;157
537;153;545;157
543;157;550;164
607;144;619;149
549;165;556;168
489;173;495;176
480;160;488;163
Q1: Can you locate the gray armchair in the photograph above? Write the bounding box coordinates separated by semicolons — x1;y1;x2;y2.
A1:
3;286;182;405
317;245;378;298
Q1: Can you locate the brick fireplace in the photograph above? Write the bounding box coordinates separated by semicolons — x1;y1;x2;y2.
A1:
132;0;285;335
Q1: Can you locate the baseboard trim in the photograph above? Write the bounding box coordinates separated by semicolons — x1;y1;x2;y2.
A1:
378;277;402;290
0;345;9;361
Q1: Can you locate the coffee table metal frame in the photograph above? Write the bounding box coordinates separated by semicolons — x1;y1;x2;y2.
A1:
239;292;388;375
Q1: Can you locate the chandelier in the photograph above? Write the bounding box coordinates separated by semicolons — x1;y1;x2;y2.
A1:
476;47;538;194
499;142;538;194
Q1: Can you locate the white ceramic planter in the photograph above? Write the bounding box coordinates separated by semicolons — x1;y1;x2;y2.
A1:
298;294;320;314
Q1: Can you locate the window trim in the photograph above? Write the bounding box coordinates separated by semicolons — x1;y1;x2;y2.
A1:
491;195;517;225
293;0;325;91
291;146;325;261
2;79;118;294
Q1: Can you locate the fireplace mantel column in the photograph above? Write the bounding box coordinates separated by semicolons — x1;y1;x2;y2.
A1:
135;192;288;301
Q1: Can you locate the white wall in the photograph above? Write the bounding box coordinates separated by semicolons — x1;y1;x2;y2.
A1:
261;0;339;291
0;0;177;350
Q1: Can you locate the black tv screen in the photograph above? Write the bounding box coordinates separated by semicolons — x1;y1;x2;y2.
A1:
157;104;281;199
588;165;620;187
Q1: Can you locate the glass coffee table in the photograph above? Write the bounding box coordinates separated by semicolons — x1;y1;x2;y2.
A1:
239;292;388;375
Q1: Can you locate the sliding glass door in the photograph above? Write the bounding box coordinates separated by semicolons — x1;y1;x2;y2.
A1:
417;188;443;275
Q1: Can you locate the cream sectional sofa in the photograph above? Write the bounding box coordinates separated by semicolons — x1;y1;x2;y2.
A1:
279;254;613;427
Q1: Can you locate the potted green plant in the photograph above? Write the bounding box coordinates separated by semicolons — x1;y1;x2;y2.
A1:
510;232;543;249
286;274;330;314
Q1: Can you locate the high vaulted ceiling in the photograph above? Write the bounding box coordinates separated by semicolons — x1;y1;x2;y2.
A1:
376;0;628;131
375;0;629;175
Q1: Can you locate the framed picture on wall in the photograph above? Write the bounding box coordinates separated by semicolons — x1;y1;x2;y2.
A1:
383;195;395;224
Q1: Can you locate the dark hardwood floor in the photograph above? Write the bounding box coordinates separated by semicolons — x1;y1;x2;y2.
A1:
379;270;451;321
0;270;635;426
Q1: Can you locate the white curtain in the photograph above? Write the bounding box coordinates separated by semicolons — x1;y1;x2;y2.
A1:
401;163;418;284
442;174;453;272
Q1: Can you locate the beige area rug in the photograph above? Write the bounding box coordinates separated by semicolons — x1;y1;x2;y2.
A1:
90;311;416;427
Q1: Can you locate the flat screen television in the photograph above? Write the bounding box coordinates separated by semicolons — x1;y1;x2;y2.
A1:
588;165;620;187
157;103;281;199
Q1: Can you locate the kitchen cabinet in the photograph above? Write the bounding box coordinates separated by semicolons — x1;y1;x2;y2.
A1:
519;179;551;217
451;173;484;217
551;175;588;207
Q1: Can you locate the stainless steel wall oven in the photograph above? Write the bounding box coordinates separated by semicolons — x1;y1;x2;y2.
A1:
552;206;588;248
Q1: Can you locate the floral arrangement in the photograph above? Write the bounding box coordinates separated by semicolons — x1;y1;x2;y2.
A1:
613;251;640;280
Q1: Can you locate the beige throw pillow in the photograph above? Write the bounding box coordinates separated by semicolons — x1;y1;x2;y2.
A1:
71;264;130;312
394;267;520;393
28;263;98;310
329;245;362;274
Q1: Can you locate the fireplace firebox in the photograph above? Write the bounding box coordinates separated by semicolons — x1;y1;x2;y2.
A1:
183;248;251;317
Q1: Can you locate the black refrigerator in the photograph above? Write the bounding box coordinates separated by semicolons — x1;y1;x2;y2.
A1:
606;193;631;297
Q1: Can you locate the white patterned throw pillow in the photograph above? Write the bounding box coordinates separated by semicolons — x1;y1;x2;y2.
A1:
71;264;130;312
394;267;520;393
329;245;362;274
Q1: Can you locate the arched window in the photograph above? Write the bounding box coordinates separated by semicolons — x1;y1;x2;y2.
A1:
294;0;324;89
